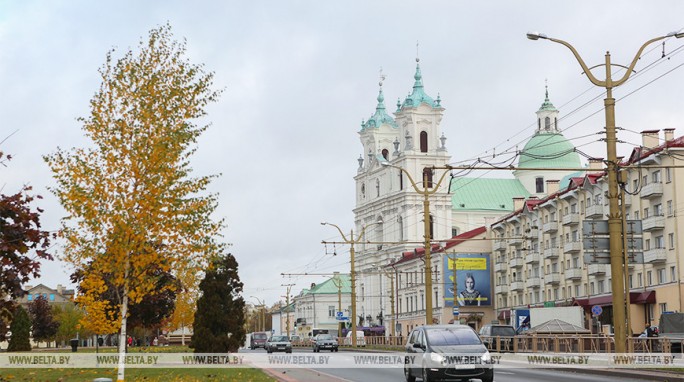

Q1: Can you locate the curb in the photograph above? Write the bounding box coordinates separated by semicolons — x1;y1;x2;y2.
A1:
566;368;684;382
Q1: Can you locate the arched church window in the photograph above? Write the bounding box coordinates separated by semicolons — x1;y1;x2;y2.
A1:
423;167;433;188
554;117;558;130
381;149;389;161
361;183;365;198
544;117;551;131
376;179;380;197
420;131;428;153
538;119;541;131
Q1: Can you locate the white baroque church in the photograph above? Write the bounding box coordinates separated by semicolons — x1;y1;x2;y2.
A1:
351;59;583;335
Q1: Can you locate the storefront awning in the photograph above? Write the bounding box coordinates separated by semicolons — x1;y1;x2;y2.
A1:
572;291;655;308
497;309;511;320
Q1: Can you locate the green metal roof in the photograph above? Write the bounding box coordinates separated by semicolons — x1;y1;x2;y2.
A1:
400;60;440;109
451;178;530;211
518;132;581;169
307;275;351;295
361;88;398;130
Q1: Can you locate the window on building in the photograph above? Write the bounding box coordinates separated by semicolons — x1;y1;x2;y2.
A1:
643;175;648;186
654;204;663;216
643;207;649;219
671;266;677;282
629;274;633;289
633;179;639;190
452;227;459;237
545;116;551;130
655;235;664;249
381;148;389;161
49;294;55;301
376;179;380;197
653;171;661;183
634;211;640;220
660;303;668;314
658;268;666;284
667;200;673;216
27;294;33;301
536;177;544;193
647;271;653;286
420;131;428;153
637;272;643;287
328;306;335;317
666;167;672;183
590;282;595;295
575;285;580;297
645;239;651;250
669;233;675;249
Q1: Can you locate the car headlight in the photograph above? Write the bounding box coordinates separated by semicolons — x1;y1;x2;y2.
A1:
481;351;491;364
430;352;445;364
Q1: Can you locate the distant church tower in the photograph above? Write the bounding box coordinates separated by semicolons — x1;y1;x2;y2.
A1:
513;84;581;197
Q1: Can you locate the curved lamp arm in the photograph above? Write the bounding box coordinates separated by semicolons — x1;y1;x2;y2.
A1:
321;222;348;242
613;35;670;87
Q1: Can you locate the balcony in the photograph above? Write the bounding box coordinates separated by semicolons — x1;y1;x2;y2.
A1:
493;240;507;252
562;213;580;226
644;248;667;263
495;284;509;294
527;228;539;238
494;262;507;273
563;241;582;253
544;247;560;259
510;257;524;268
588;264;607;276
640;182;663;199
511;281;525;292
542;221;558;233
545;272;561;285
642;215;665;232
585;204;604;218
525;277;541;289
509;236;524;247
525;252;540;264
565;268;583;281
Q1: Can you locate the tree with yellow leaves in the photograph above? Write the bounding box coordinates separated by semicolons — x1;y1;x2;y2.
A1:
45;24;224;382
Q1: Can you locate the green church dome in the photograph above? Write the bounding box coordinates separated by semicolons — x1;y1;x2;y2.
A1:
518;132;581;169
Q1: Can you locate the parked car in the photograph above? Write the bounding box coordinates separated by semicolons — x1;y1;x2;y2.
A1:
289;334;302;344
250;332;269;350
266;335;292;353
343;330;366;346
312;333;339;352
404;324;493;382
479;324;516;352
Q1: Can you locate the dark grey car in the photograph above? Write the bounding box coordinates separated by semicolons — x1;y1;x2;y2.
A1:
404;325;493;382
312;333;338;352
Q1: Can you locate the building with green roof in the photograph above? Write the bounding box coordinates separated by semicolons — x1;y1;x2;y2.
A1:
292;274;352;338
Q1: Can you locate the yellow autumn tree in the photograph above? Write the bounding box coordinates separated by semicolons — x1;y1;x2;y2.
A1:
45;24;223;382
165;267;199;346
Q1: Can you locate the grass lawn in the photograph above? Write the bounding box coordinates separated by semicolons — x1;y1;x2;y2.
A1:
0;367;275;381
0;346;276;381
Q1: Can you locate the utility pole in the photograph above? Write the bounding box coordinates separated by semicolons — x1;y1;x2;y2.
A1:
527;30;683;352
282;284;294;338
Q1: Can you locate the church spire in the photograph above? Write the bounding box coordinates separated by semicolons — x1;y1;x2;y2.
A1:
535;80;560;133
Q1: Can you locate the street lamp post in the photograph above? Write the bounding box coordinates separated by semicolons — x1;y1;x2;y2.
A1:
250;296;266;332
381;162;453;325
527;30;683;353
321;220;381;348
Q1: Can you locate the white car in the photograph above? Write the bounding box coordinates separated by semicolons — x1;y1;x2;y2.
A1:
344;331;366;346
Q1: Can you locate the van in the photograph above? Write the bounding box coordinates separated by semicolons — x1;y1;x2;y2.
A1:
478;324;516;352
250;332;268;349
344;330;366;346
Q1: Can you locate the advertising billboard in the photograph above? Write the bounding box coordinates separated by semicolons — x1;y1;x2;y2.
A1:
443;253;491;306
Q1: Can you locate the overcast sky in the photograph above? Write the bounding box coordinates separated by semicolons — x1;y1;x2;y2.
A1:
1;1;684;307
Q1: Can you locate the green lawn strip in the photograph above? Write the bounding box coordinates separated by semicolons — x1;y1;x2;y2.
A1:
0;367;275;381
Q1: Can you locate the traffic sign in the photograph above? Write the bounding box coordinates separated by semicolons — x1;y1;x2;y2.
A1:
591;305;603;317
453;307;459;316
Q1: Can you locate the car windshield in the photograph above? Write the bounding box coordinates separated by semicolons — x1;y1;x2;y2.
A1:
270;336;288;342
426;328;482;346
254;333;267;339
317;334;333;340
491;327;516;336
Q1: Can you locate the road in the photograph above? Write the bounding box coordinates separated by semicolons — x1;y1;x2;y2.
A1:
241;348;674;382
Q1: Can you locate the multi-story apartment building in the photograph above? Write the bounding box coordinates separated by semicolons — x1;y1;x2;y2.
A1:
492;129;683;334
